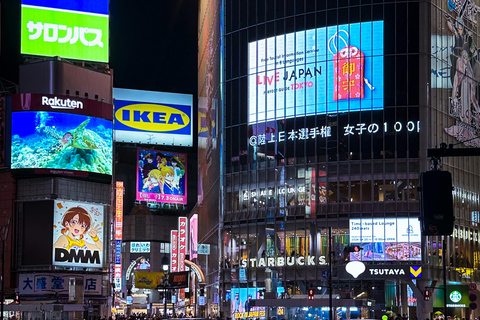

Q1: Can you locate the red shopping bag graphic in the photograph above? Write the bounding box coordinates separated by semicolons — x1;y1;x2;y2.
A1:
333;46;364;101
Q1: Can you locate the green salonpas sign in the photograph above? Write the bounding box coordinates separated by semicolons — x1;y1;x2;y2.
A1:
21;5;109;62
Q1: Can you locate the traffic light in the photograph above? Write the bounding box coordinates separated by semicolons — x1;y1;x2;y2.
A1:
200;288;205;297
420;170;454;235
424;289;431;301
308;288;314;300
344;245;364;253
14;294;20;304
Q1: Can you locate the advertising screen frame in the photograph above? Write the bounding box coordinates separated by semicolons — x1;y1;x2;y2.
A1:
248;20;384;124
113;88;193;146
136;148;187;204
10;93;113;177
349;217;421;261
52;199;105;268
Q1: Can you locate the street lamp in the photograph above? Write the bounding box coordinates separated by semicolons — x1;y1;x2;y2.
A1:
0;219;10;320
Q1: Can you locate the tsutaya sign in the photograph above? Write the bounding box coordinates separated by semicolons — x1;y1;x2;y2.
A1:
241;255;327;268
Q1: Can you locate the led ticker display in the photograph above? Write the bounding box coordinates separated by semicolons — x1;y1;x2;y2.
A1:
21;0;109;62
11;111;113;175
52;200;104;268
113;88;193;146
136;149;187;204
349;218;421;261
248;21;384;124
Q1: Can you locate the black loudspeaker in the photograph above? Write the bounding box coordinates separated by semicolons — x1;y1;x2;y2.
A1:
419;170;454;235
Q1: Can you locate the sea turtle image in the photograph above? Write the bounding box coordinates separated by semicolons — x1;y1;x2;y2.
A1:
44;119;106;153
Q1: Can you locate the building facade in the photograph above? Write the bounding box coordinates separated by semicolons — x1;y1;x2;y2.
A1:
215;1;480;319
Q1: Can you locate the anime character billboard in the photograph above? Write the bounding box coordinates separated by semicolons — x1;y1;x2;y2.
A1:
441;0;480;147
248;20;384;124
136;149;187;204
53;200;104;268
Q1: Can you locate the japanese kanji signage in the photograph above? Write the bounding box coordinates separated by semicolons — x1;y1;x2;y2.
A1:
21;0;109;62
19;273;102;295
178;217;187;272
115;181;123;240
170;230;178;272
115;181;123;291
53;200;104;268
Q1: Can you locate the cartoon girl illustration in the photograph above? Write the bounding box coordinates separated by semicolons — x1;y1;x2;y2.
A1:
156;153;168;170
170;156;185;190
54;207;102;251
140;153;157;180
159;166;176;194
142;169;162;193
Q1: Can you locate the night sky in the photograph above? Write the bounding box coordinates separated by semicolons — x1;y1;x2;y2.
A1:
0;0;199;96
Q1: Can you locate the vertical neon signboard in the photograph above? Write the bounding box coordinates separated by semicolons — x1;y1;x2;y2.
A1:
114;181;124;291
190;214;198;260
178;217;187;272
171;230;178;272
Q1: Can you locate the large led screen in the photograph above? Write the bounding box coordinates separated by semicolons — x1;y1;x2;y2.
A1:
11;111;113;175
136;149;187;204
113;88;193;146
21;0;109;62
249;21;384;124
53;200;104;268
349;217;421;261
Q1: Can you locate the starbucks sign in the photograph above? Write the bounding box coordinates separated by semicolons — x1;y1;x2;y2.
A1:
450;291;462;303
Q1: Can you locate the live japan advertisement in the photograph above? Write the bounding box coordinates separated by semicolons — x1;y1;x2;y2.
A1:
248;21;384;124
19;274;102;295
52;200;104;268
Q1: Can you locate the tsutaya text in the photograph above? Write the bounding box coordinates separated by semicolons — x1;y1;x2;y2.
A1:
241;255;327;268
249;121;420;146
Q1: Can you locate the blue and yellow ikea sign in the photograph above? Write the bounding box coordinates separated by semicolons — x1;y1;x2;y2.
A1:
113;94;193;146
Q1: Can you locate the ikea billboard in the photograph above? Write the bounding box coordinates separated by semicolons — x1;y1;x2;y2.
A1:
113;88;193;146
21;0;109;63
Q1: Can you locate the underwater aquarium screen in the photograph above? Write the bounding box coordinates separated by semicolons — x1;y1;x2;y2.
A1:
136;148;187;204
11;111;113;175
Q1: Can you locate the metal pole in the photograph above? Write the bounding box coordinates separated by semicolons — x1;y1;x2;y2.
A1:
1;238;4;320
443;237;447;317
329;227;333;320
164;286;167;318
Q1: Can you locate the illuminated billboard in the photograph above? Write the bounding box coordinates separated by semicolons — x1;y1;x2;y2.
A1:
349;217;421;261
130;242;150;253
21;0;109;62
190;214;198;260
248;21;384;123
113;88;193;146
10;93;113;176
53;200;104;268
136;149;187;204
